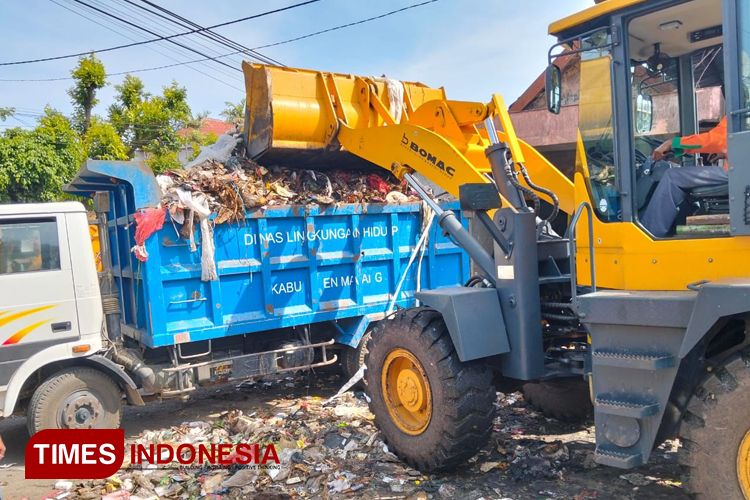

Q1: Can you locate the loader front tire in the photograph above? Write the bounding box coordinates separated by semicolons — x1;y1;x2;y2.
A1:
522;378;593;422
365;307;496;472
679;349;750;499
27;367;122;435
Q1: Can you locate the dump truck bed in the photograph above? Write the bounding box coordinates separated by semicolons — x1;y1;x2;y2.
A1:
66;161;470;349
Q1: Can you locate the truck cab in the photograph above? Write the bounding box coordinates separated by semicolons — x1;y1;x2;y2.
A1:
0;202;108;425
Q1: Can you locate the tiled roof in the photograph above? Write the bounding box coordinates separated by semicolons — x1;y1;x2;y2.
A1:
178;118;234;138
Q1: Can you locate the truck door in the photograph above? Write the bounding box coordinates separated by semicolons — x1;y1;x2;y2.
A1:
0;215;80;387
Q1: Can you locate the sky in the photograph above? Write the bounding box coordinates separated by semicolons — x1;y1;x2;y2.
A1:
0;0;592;128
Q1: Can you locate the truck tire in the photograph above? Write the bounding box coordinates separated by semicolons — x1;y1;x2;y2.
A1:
365;307;496;472
341;330;372;386
679;350;750;499
27;367;123;435
522;378;593;422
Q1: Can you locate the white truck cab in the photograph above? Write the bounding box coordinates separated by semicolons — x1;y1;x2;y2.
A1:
0;202;115;429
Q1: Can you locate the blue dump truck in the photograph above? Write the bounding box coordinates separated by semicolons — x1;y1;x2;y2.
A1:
0;159;469;433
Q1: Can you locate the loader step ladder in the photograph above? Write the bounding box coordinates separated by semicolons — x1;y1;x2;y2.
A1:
594;394;660;418
580;291;694;470
595;445;645;468
592;349;675;370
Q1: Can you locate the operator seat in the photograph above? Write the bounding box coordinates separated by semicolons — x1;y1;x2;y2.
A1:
688;183;729;214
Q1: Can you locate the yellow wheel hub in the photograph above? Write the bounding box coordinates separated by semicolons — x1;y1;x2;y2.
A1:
738;429;750;498
382;349;432;435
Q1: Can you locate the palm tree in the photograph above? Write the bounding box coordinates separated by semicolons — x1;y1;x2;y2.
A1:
220;98;245;126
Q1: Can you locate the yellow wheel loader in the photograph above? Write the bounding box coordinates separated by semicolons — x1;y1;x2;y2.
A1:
242;0;750;495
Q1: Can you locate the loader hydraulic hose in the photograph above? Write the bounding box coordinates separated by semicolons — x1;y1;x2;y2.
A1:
485;142;538;213
517;162;560;223
505;152;541;215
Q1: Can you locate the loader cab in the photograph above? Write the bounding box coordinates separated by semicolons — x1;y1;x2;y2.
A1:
547;0;750;239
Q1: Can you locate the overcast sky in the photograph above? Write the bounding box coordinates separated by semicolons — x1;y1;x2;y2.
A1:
0;0;592;128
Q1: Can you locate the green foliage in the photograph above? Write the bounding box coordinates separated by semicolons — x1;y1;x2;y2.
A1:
68;54;107;132
182;130;219;163
146;150;181;174
108;77;193;173
220;98;245;126
0;107;15;121
83;118;128;161
0;108;83;202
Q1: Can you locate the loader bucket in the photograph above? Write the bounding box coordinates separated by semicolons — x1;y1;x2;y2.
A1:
242;62;446;168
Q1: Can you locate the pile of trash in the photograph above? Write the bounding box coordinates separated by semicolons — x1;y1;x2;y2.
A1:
132;133;420;278
157;134;419;226
58;388;428;500
42;371;686;500
51;379;583;500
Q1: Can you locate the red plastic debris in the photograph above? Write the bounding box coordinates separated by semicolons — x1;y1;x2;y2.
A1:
367;174;389;195
133;208;167;246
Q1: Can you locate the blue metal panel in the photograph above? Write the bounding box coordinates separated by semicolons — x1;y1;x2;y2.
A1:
65;161;470;349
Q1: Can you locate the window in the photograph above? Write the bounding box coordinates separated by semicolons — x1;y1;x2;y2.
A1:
738;0;750;130
576;29;621;221
0;218;61;275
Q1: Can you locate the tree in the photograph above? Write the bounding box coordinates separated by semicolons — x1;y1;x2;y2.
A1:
108;76;192;173
0;107;15;121
83;118;128;161
68;54;107;133
220;98;245;126
0;108;83;202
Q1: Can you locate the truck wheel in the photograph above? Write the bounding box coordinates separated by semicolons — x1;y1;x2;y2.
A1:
679;351;750;499
342;330;371;386
522;378;593;422
365;307;496;472
27;367;123;435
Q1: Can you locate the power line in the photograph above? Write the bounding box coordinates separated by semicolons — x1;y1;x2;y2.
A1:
0;57;233;82
81;0;245;84
50;0;244;91
126;0;283;67
97;0;248;75
111;0;248;69
70;0;241;75
0;0;440;81
253;0;439;50
0;0;321;66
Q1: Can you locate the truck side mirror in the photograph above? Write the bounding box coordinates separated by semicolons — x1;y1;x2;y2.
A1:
635;94;653;134
546;64;562;115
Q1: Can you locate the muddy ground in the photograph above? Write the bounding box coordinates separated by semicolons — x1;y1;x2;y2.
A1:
0;372;688;500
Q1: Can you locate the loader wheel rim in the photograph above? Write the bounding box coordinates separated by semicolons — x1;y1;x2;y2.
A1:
737;429;750;498
382;349;432;435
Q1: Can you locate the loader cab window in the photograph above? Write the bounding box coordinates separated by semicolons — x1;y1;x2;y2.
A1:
739;0;750;130
0;218;61;275
626;0;728;238
574;29;621;222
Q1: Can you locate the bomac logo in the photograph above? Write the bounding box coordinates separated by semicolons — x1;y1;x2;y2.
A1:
400;134;456;178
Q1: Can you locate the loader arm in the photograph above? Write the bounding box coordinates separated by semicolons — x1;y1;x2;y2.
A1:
243;62;574;215
337;122;491;199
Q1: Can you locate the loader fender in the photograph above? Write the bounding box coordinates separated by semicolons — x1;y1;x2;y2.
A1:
80;355;145;406
679;279;750;358
415;287;510;362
